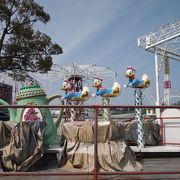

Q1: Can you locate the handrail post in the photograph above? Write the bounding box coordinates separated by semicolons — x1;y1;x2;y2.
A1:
160;117;164;145
93;106;98;180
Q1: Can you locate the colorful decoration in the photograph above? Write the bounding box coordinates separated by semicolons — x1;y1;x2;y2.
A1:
23;108;41;121
92;77;121;121
124;66;150;88
61;80;90;101
61;80;90;122
92;77;121;97
0;83;64;145
125;66;150;149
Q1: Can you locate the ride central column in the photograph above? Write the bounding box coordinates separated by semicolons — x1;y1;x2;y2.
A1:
102;97;110;121
134;89;144;149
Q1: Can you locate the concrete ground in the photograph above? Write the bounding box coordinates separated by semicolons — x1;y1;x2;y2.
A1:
1;153;180;180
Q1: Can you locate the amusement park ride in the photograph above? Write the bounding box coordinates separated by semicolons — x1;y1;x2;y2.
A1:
124;66;150;148
137;19;180;145
138;19;180;106
33;62;119;121
0;20;179;174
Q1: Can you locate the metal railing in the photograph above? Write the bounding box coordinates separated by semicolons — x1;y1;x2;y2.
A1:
0;104;180;180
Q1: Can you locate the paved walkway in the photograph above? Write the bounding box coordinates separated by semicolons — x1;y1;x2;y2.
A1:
1;155;180;179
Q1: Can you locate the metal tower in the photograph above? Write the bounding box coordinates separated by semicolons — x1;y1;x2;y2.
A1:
138;19;180;106
34;62;117;88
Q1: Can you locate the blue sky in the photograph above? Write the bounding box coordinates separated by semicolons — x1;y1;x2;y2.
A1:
35;0;180;105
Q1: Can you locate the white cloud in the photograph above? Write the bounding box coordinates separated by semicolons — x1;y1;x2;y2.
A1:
34;0;180;105
37;0;126;61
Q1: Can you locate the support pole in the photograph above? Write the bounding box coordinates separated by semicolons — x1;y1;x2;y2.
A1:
155;53;161;124
134;89;144;149
163;55;171;105
70;102;76;121
102;97;110;121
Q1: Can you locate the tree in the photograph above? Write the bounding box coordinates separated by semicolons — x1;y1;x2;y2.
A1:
0;0;62;80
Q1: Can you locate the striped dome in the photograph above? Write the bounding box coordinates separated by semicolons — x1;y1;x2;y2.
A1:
16;84;46;100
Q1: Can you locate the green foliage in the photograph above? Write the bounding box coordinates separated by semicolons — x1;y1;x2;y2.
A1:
0;0;62;79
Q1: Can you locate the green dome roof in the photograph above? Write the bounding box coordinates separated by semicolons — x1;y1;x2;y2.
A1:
16;84;46;100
